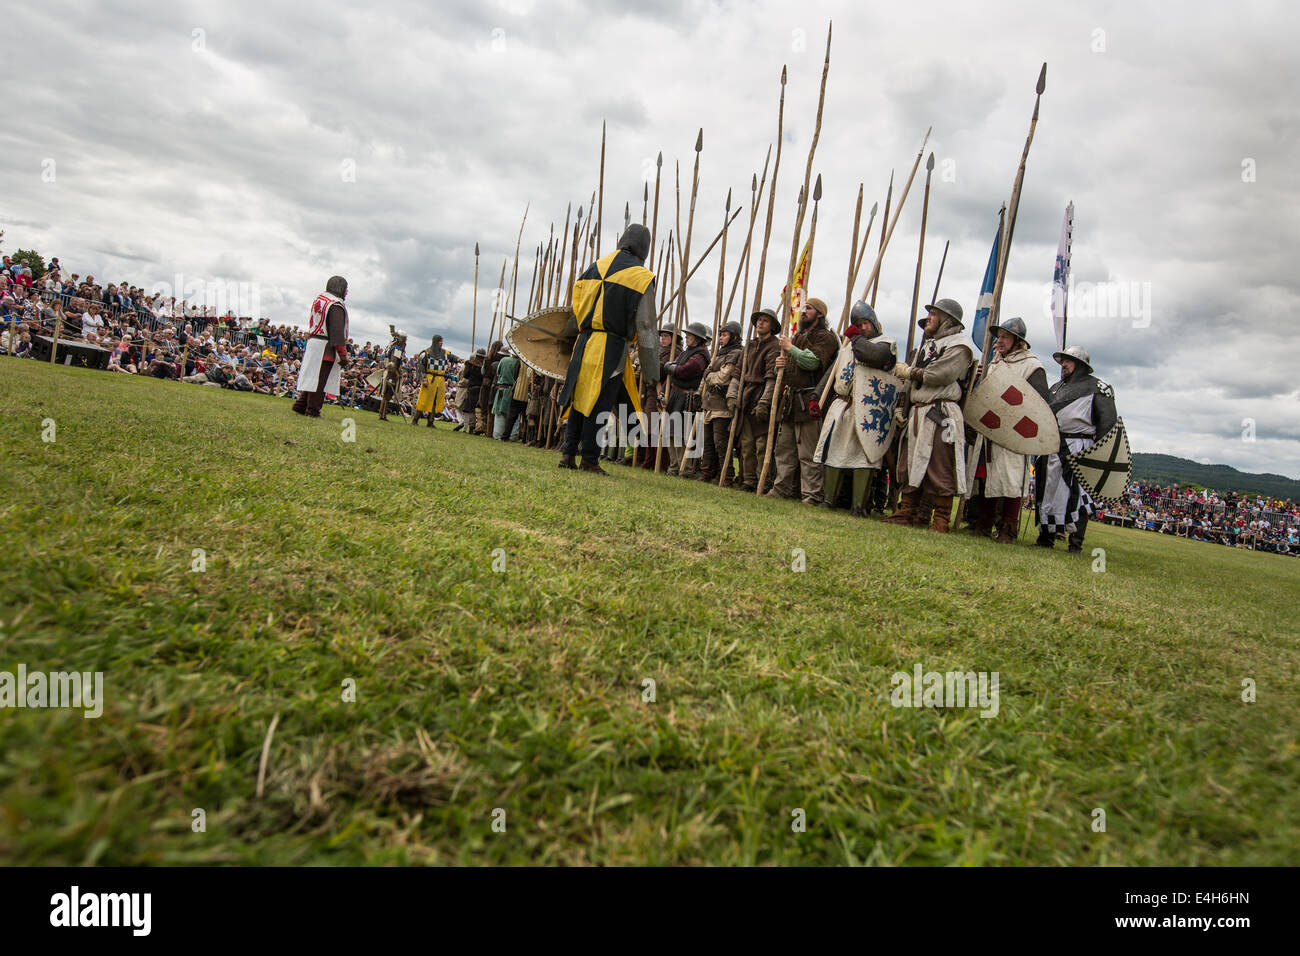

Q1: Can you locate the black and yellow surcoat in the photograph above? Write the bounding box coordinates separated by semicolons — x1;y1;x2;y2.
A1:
558;249;654;418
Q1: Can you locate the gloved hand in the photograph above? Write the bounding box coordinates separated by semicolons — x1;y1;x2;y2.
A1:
665;362;678;375
754;401;771;421
808;397;821;419
894;362;910;379
893;407;907;427
909;366;926;384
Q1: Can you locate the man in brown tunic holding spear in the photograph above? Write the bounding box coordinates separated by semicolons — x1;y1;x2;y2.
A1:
767;296;839;504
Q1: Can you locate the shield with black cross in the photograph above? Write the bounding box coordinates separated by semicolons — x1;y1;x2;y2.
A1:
965;359;1061;455
1069;419;1131;503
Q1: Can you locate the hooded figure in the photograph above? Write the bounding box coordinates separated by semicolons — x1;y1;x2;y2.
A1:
293;275;349;417
412;333;450;427
697;319;744;483
557;223;657;474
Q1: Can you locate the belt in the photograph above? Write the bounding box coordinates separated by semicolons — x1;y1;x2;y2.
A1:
1061;432;1094;439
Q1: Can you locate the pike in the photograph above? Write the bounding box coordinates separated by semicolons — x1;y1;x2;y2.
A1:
848;199;880;308
711;188;732;343
553;203;571;306
721;64;787;488
930;238;950;305
565;206;584;308
657;132;705;474
905;152;936;362
839;183;864;329
596;120;606;258
642;182;649;225
871;170;894;307
487;257;507;348
624;201;630;232
757;22;831;496
955;62;1047;532
579;190;596;270
849;127;932;328
648;152;663;287
651;208;744;323
471;241;480;353
508;202;529;317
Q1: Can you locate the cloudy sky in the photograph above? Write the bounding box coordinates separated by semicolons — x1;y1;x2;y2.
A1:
6;0;1298;477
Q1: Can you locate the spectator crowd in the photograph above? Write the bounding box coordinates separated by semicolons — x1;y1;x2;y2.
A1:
0;251;463;416
1098;480;1299;555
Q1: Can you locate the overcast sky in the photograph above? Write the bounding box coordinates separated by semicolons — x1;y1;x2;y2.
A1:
5;0;1298;478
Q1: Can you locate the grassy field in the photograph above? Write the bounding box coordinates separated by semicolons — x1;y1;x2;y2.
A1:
1;359;1297;866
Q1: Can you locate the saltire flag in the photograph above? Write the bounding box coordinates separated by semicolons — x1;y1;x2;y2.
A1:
970;218;1002;348
1052;201;1074;351
781;235;813;319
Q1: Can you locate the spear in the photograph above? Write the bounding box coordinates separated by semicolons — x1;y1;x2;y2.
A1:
848;200;880;310
905;152;936;362
648;152;663;283
955;63;1047;532
487;257;507;348
758;23;831;495
579;190;596;267
651;209;743;323
565;206;583;308
525;243;541;314
751;66;788;314
642;182;649;225
871;170;894;307
850;127;932;325
657;139;700;474
930;238;950;304
471;242;480;353
624;201;630;232
596;120;606;258
554;203;571;306
712;188;732;344
508;202;529;317
673;128;705;335
839;183;864;329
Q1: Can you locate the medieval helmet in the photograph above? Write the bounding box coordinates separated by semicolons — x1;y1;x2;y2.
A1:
991;316;1028;347
719;320;742;344
684;321;712;344
325;275;348;298
921;297;963;328
849;300;880;335
617;223;652;263
750;307;779;331
1052;344;1093;373
431;333;444;348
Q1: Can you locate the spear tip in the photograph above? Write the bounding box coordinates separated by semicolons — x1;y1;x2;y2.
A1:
926;151;935;171
657;150;663;166
870;201;879;215
726;187;732;210
813;174;823;202
752;172;757;190
695;128;703;152
474;242;479;255
781;64;787;84
1037;62;1047;95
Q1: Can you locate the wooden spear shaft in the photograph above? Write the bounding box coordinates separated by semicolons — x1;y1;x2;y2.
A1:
554;204;571;306
930;238;950;305
471;242;479;353
508;203;529;317
712;188;732;344
905;152;936;361
955;63;1046;532
848;201;879;310
648;152;663;286
596;120;606;258
871;170;893;307
487;258;507;347
852;129;932;320
751;66;788;314
839;183;864;329
651;209;744;323
757;22;831;495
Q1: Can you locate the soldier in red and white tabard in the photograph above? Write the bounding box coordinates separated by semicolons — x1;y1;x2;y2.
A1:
292;276;350;417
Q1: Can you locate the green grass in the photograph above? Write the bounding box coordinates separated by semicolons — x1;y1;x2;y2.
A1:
1;360;1297;865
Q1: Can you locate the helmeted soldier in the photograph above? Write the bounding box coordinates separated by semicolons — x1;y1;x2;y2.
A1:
411;333;451;428
766;296;841;503
292;275;350;417
738;307;781;493
697;319;743;484
884;297;974;532
813;300;899;516
1034;345;1117;552
664;320;712;477
558;223;658;474
963;317;1051;541
637;322;679;469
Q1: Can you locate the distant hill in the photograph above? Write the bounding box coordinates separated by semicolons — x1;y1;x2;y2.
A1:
1132;453;1300;500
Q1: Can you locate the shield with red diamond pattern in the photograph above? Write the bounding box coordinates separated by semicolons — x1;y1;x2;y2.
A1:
965;359;1061;455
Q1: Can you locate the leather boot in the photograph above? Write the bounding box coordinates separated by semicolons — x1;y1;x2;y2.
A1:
558;454;577;470
913;491;935;528
929;495;954;533
883;488;920;525
579;459;609;476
